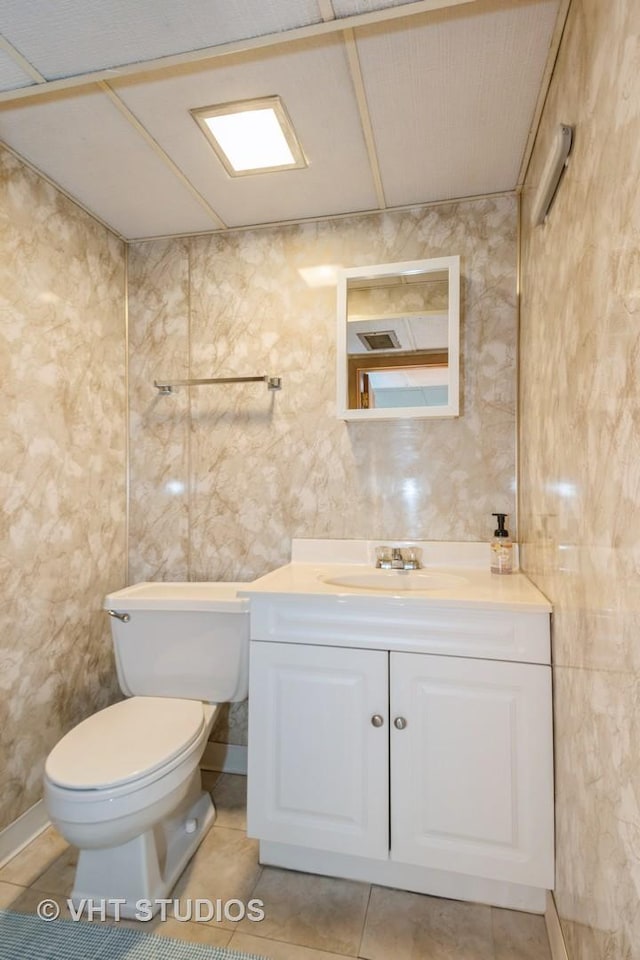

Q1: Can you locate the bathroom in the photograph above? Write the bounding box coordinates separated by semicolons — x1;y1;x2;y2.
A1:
0;0;638;958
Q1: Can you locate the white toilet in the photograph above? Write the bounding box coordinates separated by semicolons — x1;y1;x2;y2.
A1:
43;581;249;918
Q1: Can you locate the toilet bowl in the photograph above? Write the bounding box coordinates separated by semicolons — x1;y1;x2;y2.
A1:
44;697;216;848
43;582;249;918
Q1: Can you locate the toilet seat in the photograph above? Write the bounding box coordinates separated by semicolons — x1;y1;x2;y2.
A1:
45;697;205;791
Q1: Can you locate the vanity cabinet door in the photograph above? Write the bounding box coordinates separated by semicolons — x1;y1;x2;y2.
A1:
247;641;389;859
389;652;554;888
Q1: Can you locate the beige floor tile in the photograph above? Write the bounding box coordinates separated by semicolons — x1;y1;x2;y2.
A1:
0;881;28;909
360;887;494;960
2;882;141;928
153;917;233;947
235;867;370;957
1;885;77;922
29;845;78;896
212;773;248;831
230;931;357;960
172;824;262;930
492;907;551;960
0;827;69;887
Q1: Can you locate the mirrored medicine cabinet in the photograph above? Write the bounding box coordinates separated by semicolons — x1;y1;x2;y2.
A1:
336;256;460;421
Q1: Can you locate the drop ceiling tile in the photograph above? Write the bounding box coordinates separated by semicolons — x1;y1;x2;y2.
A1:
1;0;323;81
0;88;220;237
333;0;424;14
0;0;563;238
356;0;559;204
0;49;37;92
112;35;379;228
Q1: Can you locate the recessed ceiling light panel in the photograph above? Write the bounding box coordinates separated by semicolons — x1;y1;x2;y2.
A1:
191;96;307;177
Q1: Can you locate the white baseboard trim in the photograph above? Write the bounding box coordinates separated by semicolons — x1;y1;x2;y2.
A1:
201;742;247;775
545;891;570;960
0;800;49;869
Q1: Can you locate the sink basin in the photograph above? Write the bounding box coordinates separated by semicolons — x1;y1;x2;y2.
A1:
321;570;468;592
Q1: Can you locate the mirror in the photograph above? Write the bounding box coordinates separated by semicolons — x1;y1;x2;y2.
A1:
336;256;460;421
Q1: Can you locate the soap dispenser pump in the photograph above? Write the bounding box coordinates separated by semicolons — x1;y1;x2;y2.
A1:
491;513;513;575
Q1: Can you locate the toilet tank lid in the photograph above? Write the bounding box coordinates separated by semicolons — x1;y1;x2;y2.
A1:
45;697;205;790
104;581;250;612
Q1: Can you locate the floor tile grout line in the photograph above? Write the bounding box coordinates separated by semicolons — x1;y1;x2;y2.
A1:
25;844;77;898
228;860;363;958
9;863;65;892
489;905;498;958
229;924;360;957
356;882;374;959
245;860;264;901
0;835;66;889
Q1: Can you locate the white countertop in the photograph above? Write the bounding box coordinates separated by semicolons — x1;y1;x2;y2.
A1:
239;540;551;614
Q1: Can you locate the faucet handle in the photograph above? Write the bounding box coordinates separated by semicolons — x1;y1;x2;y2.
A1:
403;547;421;569
375;545;422;570
375;546;393;569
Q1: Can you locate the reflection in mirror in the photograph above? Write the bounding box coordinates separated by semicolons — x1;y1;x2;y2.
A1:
336;257;460;421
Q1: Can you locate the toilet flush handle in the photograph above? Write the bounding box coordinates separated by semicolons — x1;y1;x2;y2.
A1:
107;609;130;623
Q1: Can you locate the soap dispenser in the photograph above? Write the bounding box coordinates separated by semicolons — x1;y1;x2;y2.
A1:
490;513;513;575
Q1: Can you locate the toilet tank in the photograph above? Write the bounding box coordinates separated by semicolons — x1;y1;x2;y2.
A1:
104;582;250;702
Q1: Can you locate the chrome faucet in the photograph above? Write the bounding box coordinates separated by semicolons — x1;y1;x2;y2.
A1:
375;546;421;571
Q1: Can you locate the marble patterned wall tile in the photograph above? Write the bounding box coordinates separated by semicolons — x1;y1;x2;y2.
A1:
520;0;640;674
553;666;639;960
0;147;126;831
519;1;640;957
183;197;518;583
210;700;249;748
127;239;191;582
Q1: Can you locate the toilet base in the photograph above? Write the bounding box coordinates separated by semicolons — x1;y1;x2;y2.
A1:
70;773;215;919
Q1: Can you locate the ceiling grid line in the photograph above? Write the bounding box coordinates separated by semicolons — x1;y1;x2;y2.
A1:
342;27;387;210
0;33;47;84
317;0;336;21
128;188;515;244
0;140;127;241
0;0;477;106
97;81;227;230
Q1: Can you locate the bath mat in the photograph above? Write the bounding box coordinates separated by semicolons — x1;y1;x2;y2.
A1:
0;909;267;960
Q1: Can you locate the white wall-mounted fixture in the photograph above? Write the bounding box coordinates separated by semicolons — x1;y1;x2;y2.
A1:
336;256;460;422
532;124;574;226
191;96;307;177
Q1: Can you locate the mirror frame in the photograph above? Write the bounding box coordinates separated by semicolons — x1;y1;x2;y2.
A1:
336;255;460;421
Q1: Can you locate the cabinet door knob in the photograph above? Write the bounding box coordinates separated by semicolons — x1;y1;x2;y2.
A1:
371;714;384;728
393;716;407;730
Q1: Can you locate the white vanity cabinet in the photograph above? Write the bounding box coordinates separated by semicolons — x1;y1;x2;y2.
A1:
248;639;553;895
389;651;553;887
244;552;554;913
248;642;390;859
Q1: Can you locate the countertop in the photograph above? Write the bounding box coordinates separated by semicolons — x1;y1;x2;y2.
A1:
239;561;552;614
